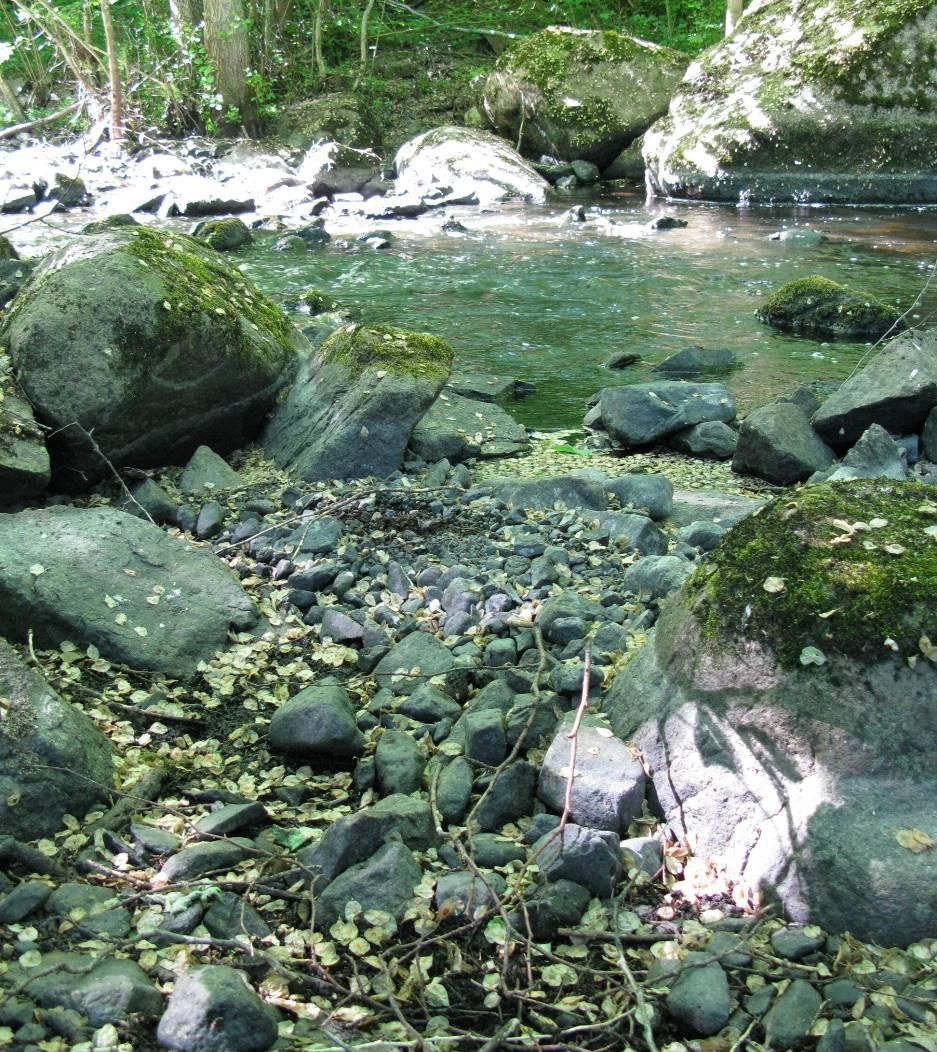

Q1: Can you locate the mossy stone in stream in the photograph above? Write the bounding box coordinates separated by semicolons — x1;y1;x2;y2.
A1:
1;226;299;489
192;216;253;251
757;275;903;339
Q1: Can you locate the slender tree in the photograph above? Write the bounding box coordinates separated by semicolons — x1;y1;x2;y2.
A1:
203;0;258;133
170;0;204;43
725;0;745;35
98;0;124;139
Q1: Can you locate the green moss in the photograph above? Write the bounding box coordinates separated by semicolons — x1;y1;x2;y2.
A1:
693;481;937;668
321;323;453;383
192;218;253;252
757;274;904;339
122;226;295;367
0;235;19;261
80;214;139;235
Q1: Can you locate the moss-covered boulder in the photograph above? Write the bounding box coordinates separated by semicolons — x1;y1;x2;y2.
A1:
645;0;937;203
482;27;689;168
262;324;453;481
603;480;937;945
192;217;253;251
1;227;299;490
273;92;381;153
757;275;904;339
394;127;550;205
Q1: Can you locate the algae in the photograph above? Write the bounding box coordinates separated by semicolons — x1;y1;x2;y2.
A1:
693;480;937;667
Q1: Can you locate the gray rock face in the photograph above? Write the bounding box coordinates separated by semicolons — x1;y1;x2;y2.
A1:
315;841;422;931
826;424;907;482
644;0;937;204
665;956;732;1037
482;28;689;168
531;823;622;898
157;965;278;1052
812;331;937;450
621;555;694;600
667;488;765;528
267;684;364;759
394;126;550;205
298;794;438;886
0;360;49;506
669;420;738;459
0;506;256;677
409;391;529;463
262;324;451;482
0;640;114;840
599;382;736;448
732;402;835;485
373;630;455;694
483;474;608;512
538;713;646;833
22;953;162;1026
180;445;244;494
606;473;673;520
2;228;298;490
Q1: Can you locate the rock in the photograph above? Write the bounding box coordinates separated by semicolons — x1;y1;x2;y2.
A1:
665;956;732;1037
603;481;937;946
771;926;826;961
375;728;426;795
602;138;646;181
2;227;298;490
203;892;270;941
196;499;223;539
826;424;907;482
320;608;364;644
0;355;50;505
644;0;937;204
667;488;765;528
764;979;822;1050
646;214;688;230
475;760;537;831
515;879;591;940
125;478;178;524
0;180;38;214
298;141;380;196
598;382;736;448
669;420;738;459
50;172;90;207
621;836;663;876
757;276;902;340
262;324;451;482
373;630;455;694
298;794;438;886
621;555;694;601
676;520;726;552
273;93;381;153
0;880;52;923
770;227;826;245
409;391;529;462
653;346;740;377
157;965;278;1051
732;402;835;485
22;953;162;1026
156;839;253;884
0;506;256;677
267;684;365;759
435;871;506;918
0;257;36;309
461;709;507;766
162;175;255;217
315;841;422;931
483;474;607;512
605;473;673;520
593;511;668;555
0;638;113;839
538;593;604;644
180;446;244;494
437;757;475;824
195;801;268;838
812;330;937;451
538;713;645;833
398;684;461;723
0;234;19;260
447;371;520;403
394;126;550;205
604;351;641;369
47;883;131;938
471;834;526;867
482;27;689;168
531;823;622;898
192;217;253;251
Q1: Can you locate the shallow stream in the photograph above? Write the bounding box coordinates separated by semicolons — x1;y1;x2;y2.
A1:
240;191;937;430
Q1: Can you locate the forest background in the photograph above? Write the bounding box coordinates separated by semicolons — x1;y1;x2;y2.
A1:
0;0;733;145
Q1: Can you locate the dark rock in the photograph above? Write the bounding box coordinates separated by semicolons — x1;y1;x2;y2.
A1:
594;511;668;554
475;760;536;831
827;419;911;482
621;555;694;600
157;964;278;1051
665;956;732;1037
410;391;529;462
156;839;253;883
758;276;902;340
0;880;52;923
267;684;365;759
669;420;738;459
515;878;591;940
599;382;736;448
606;473;674;520
531;823;621;898
771;926;826;961
653;346;740;377
483;474;607;512
460;709;507;766
471;834;526;867
0;361;49;504
180;445;244;494
47;883;131;938
203;892;271;942
315;841;422;931
676;520;726;552
435;870;506;918
319;608;365;643
196;499;224;539
732;402;835;485
125;478;178;524
375;728;426;795
195;801;269;838
397;685;462;723
192;217;253;251
436;757;475;825
373;631;455;694
764;979;822;1050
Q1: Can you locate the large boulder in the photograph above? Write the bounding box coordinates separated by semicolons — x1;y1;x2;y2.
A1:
644;0;937;204
596;382;736;449
0;506;257;677
261;324;452;481
482;27;689;168
731;402;835;485
2;227;299;491
812;329;937;451
603;481;937;946
394;127;550;205
0;639;114;840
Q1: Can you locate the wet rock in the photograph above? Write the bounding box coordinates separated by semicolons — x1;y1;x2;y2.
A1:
758;275;902;340
0;360;49;506
157;964;278;1051
538;713;645;833
195;801;269;838
315;841;421;931
471;834;526;867
203;892;271;941
665;956;732;1037
461;709;507;766
47;884;131;938
653;346;740;377
267;684;365;760
0;880;52;923
771;926;826;961
192;217;253;251
598;381;736;449
410;390;529;462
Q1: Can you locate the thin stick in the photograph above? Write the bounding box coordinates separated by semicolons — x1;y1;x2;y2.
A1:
558;642;591;833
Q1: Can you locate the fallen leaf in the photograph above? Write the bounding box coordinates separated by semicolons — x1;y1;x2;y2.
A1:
763;576;786;594
896;828;936;853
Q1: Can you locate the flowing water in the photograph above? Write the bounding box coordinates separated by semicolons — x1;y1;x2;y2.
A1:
240;192;937;430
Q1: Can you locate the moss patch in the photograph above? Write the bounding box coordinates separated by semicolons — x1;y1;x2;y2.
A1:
757;274;904;339
693;480;937;667
320;324;453;383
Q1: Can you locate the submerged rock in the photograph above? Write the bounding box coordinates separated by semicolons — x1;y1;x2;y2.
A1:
482;27;688;168
644;0;937;204
262;324;451;481
2;227;298;491
603;481;937;945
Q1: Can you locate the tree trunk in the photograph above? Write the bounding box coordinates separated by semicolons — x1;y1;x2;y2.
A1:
98;0;124;140
313;0;327;75
0;71;26;122
203;0;258;134
725;0;745;35
170;0;203;40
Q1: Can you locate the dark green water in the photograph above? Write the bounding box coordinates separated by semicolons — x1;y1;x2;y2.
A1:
238;193;937;430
